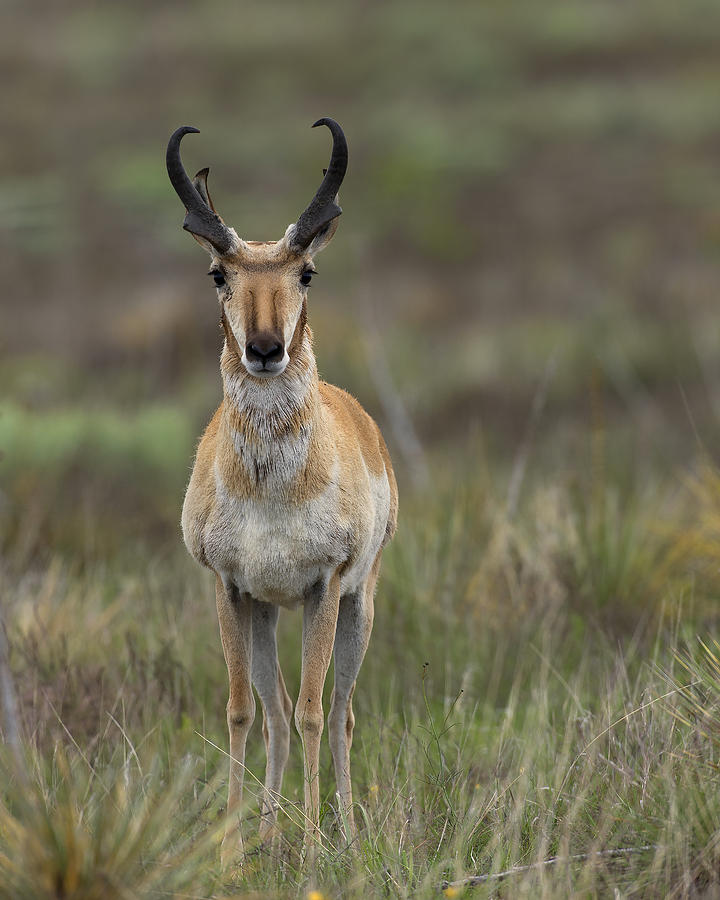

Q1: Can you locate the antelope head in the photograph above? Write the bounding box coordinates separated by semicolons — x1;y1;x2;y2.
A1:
166;119;348;379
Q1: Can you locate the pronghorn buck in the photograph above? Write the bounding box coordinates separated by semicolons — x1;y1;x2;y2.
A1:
166;119;398;864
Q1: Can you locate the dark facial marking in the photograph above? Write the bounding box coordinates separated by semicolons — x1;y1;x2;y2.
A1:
209;268;226;287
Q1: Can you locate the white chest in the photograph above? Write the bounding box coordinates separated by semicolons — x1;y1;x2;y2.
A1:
183;376;392;607
205;462;349;608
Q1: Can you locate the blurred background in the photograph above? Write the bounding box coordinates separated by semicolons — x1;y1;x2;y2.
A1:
3;0;720;561
5;5;720;892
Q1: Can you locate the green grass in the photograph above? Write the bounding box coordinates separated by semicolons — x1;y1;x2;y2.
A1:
1;435;719;897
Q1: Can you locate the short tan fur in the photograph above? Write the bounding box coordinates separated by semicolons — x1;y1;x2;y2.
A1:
166;120;397;867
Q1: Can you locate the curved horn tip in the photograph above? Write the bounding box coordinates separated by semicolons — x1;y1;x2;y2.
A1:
312;117;338;129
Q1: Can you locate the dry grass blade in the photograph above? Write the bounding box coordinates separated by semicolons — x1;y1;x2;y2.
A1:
554;683;699;805
439;845;657;890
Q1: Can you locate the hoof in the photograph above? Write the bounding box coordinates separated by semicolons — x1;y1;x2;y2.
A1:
220;832;244;873
258;820;279;845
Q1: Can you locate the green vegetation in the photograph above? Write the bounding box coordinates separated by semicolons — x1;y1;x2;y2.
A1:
1;459;720;897
3;0;720;895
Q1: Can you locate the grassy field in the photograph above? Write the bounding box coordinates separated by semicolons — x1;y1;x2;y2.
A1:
3;0;720;896
2;442;720;897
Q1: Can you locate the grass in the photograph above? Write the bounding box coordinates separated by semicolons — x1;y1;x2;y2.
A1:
1;434;720;897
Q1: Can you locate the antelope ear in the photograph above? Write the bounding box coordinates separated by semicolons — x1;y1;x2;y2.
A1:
192;168;218;213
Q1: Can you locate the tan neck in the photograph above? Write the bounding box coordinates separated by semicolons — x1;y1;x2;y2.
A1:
217;328;326;494
221;327;318;425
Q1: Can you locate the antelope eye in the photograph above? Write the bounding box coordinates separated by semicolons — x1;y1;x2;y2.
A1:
300;270;313;287
209;271;226;287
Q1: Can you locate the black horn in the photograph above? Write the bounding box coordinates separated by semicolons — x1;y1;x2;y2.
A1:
290;118;348;252
166;126;234;254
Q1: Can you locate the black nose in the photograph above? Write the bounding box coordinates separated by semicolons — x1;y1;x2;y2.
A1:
246;339;284;364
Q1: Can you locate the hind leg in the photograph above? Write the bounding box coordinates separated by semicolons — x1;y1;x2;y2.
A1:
328;556;380;837
295;572;341;847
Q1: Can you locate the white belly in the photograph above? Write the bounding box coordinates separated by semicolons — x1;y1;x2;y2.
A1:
200;465;390;608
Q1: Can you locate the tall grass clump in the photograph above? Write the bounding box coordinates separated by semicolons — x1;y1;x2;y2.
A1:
0;748;223;900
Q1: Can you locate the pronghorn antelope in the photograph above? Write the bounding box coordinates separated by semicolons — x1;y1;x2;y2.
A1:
166;119;398;864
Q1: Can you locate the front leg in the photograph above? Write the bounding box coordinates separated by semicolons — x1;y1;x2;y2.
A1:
328;558;379;839
251;599;292;844
295;572;341;848
215;575;255;870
